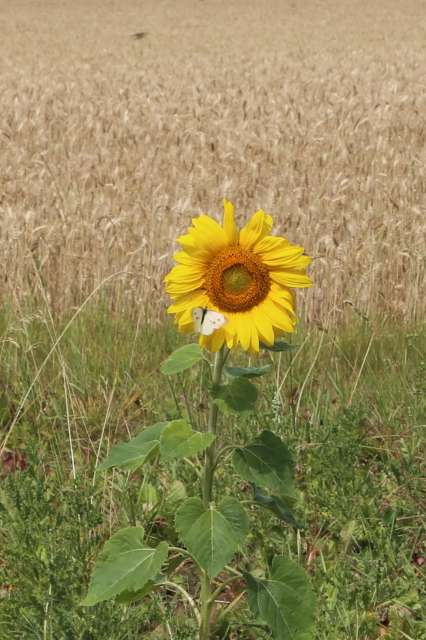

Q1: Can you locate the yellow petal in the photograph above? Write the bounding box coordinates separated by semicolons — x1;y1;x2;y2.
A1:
177;233;212;260
239;210;273;250
223;313;236;338
199;329;226;352
226;332;237;349
249;320;260;352
164;264;205;284
191;215;228;250
166;279;204;296
222;315;239;349
167;290;209;314
176;308;197;332
173;251;206;268
255;236;290;253
235;313;251;351
211;328;226;352
255;237;310;268
270;269;313;289
269;286;296;316
222;199;239;245
251;306;275;346
261;298;295;333
178;322;194;335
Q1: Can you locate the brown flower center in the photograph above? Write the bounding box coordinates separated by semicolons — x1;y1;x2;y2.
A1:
205;246;270;312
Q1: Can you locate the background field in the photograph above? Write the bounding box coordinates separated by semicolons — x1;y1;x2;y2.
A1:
0;1;425;639
0;0;425;324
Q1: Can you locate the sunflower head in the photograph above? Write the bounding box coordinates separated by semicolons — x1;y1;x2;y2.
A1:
165;200;312;352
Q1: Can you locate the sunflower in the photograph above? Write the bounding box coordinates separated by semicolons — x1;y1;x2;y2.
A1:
165;200;312;352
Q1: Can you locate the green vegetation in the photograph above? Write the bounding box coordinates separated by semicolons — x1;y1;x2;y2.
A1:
0;305;425;639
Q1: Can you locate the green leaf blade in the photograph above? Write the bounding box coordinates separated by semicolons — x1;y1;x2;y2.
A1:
160;419;215;460
233;431;295;498
212;377;258;414
175;497;249;578
246;557;315;640
160;343;203;376
225;365;272;379
253;486;303;529
260;340;297;352
115;576;165;604
98;422;167;472
81;528;168;606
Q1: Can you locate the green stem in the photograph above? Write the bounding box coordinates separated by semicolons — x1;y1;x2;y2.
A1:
199;346;227;640
202;347;227;507
199;570;213;640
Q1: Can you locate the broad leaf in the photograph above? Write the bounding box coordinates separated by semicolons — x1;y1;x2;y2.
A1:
225;365;272;379
253;486;302;529
115;576;165;604
260;340;297;352
160;343;203;376
175;497;248;577
233;431;295;498
160;420;215;460
165;480;187;508
98;423;167;472
81;527;168;606
212;378;258;414
246;556;315;640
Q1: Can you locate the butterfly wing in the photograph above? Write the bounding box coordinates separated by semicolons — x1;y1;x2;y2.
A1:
199;310;227;336
191;307;205;333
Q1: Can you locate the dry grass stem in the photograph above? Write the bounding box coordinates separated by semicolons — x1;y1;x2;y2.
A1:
1;0;425;325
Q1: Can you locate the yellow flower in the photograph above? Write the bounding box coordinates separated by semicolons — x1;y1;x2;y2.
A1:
165;200;312;352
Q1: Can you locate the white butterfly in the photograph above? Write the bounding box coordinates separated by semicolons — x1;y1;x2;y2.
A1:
192;307;227;336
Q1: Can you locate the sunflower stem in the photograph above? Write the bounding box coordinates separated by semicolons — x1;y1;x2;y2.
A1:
202;346;227;506
199;345;227;639
199;570;213;640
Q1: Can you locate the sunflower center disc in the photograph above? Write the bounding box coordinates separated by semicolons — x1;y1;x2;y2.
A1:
205;246;270;312
222;265;252;294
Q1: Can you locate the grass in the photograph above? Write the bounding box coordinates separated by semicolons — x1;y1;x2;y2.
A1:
1;1;425;637
0;305;424;639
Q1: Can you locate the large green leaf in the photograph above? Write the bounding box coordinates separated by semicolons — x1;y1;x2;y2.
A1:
253;486;302;529
246;557;315;640
160;343;203;376
225;365;272;379
81;527;168;606
98;423;167;472
175;497;249;578
160;419;215;460
212;378;258;414
260;340;297;352
233;431;295;498
115;576;165;604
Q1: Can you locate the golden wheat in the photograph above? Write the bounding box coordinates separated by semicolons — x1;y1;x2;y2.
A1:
1;0;425;325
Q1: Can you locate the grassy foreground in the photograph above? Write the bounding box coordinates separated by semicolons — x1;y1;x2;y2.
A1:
0;306;425;639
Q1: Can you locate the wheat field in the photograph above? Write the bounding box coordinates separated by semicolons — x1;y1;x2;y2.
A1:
1;0;425;326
